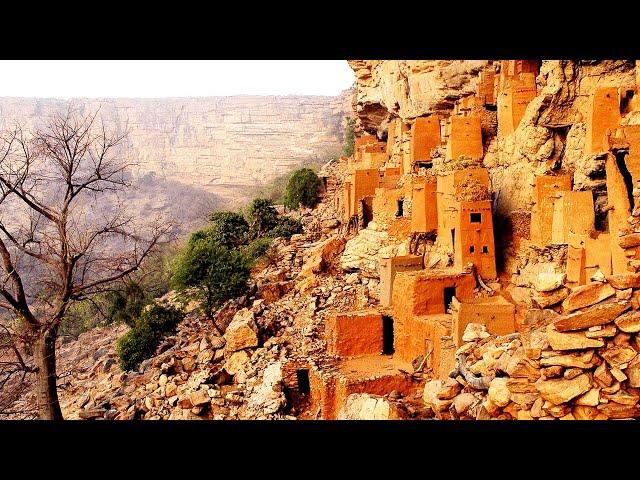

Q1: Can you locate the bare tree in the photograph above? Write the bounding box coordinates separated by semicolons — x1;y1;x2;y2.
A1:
0;108;171;419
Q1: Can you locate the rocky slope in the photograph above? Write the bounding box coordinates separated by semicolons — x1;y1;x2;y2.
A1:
2;158;381;420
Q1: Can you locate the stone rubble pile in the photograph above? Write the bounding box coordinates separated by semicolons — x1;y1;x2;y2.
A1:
5;172;381;420
424;276;640;419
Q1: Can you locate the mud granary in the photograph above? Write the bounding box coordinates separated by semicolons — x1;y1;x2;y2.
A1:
298;60;640;419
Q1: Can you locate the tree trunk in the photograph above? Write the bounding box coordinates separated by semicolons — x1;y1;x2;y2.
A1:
34;330;63;420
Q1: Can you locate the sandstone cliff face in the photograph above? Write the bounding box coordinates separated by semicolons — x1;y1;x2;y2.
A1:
348;60;488;133
348;60;639;274
0;92;353;205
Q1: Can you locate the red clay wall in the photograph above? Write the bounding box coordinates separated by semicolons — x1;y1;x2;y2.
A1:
309;367;338;419
586;88;620;154
355;135;379;162
325;311;384;357
605;152;633;274
309;367;417;420
411;176;438;233
350;169;380;218
342;181;352;222
478;70;496;105
392;270;477;318
379;255;424;307
550;190;595;244
411;116;441;163
530;175;572;246
455;200;497;279
452;298;516;346
446;116;483;161
623;125;640;185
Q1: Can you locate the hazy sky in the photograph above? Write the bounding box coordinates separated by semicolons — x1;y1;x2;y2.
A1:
0;60;355;98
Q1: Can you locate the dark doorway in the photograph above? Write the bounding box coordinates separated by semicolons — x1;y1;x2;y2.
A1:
621;89;635;115
361;197;374;228
382;315;394;354
296;369;310;395
444;286;456;311
451;229;456;249
615;151;635;210
396;199;404;217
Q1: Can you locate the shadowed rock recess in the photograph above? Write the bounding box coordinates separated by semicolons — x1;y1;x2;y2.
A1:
6;60;640;420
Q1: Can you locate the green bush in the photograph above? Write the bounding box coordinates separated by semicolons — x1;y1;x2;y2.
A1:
106;280;149;327
246;198;279;237
206;211;249;249
240;237;273;265
116;322;158;371
268;216;303;239
116;304;184;371
283;168;322;210
342;117;355;157
171;234;252;318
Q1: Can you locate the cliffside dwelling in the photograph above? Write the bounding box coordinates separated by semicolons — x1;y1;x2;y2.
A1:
307;60;640;419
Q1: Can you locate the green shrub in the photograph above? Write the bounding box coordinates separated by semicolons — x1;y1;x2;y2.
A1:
240;237;273;265
246;198;279;237
268;216;303;239
342;117;355;157
171;234;251;318
116;304;184;371
283;168;322;210
106;280;149;327
206;211;249;249
116;322;158;371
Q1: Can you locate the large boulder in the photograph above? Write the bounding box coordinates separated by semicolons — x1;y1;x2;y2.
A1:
488;377;510;407
606;273;640;289
223;309;259;353
300;237;346;277
337;393;404;420
546;324;604;350
562;283;615;312
224;350;250;376
553;301;630;332
535;373;591;405
243;361;286;417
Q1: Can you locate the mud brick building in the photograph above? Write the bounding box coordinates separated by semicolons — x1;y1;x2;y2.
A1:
321;60;640;420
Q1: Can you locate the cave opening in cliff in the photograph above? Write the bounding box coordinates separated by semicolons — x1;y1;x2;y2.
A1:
594;192;610;232
382;315;394;355
615;151;635;210
549;124;571;170
444;286;456;312
296;369;310;395
621;89;635;115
